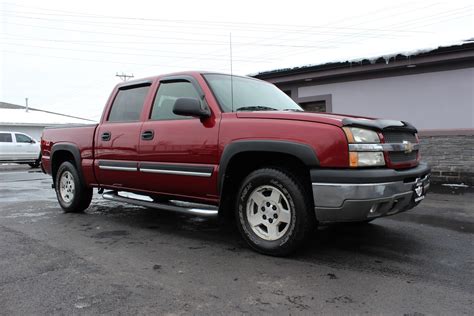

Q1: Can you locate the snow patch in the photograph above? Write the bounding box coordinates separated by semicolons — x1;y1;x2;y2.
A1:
441;183;470;188
252;40;469;76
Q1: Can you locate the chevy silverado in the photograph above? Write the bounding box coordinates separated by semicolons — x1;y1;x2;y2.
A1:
41;71;430;255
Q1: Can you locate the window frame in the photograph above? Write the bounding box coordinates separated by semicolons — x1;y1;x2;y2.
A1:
106;82;152;123
148;75;207;122
15;133;33;143
0;132;13;143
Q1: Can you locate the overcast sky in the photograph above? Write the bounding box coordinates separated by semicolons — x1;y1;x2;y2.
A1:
1;0;472;120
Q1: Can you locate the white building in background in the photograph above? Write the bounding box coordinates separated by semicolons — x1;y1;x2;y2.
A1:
0;102;94;140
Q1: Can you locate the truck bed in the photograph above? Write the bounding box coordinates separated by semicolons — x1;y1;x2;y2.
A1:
41;124;98;181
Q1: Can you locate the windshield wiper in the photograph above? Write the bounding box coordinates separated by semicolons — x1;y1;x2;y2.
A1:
282;108;304;112
235;106;278;112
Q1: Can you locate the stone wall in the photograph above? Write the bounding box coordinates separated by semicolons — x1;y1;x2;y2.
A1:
419;134;474;185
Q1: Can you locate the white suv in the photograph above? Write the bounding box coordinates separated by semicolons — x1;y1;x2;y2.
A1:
0;131;41;168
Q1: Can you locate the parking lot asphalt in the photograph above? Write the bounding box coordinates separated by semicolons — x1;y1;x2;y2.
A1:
0;165;473;315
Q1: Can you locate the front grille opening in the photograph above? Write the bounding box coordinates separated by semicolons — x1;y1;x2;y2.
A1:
389;150;418;163
383;131;417;143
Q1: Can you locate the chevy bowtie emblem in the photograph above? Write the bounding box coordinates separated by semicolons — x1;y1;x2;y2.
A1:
414;178;424;199
402;140;414;154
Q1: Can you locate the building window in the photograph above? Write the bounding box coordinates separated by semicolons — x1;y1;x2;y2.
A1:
299;100;326;112
296;94;332;113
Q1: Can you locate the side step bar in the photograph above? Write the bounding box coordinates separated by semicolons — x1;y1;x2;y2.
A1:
102;191;218;218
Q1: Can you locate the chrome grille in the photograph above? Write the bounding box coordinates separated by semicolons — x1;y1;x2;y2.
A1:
383;131;417;143
389;151;418;163
383;131;418;165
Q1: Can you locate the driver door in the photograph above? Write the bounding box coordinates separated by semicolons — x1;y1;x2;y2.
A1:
14;133;38;160
137;76;219;201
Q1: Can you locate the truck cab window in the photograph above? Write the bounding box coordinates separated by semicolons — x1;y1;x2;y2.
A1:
0;133;12;142
15;134;32;143
150;81;201;120
108;85;150;122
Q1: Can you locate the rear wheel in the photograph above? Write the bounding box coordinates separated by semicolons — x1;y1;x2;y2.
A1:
235;168;315;256
55;161;92;213
28;154;42;168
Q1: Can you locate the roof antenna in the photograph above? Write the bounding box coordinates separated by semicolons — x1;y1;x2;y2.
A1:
229;32;234;112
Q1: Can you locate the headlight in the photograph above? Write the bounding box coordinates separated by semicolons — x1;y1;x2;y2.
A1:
343;127;385;167
349;152;385;167
343;127;380;143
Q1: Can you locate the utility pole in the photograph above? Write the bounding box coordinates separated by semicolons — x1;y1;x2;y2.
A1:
115;72;134;81
25;97;29;112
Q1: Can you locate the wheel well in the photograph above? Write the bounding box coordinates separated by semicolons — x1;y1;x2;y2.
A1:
51;150;76;182
219;151;314;217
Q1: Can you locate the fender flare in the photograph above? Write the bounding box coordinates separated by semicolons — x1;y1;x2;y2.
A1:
218;140;319;193
50;143;85;184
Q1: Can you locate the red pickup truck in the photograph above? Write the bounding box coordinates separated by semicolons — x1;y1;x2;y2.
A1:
41;71;430;255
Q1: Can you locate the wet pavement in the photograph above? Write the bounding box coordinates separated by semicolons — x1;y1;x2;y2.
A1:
0;165;473;315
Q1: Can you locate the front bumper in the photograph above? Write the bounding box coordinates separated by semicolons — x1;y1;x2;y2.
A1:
311;163;431;223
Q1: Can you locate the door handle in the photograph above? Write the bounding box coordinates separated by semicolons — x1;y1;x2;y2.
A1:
101;132;111;141
141;130;154;140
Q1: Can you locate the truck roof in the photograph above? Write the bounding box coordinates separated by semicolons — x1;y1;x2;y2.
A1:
114;71;254;89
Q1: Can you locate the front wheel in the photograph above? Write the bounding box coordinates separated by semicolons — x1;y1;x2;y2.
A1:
235;168;315;256
55;161;93;213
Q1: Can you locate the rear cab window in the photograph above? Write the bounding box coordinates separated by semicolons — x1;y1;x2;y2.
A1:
107;84;151;122
0;133;12;142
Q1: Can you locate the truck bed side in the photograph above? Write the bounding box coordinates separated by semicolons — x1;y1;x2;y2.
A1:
41;124;99;186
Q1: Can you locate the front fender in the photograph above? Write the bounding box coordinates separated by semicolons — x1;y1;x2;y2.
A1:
218;139;319;193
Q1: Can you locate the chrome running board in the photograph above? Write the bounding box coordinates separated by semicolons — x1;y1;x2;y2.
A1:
102;191;218;218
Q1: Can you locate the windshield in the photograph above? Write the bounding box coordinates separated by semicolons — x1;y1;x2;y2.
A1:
203;74;303;112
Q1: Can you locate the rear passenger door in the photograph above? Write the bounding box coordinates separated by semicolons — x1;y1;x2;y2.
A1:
0;132;15;161
137;76;219;201
95;82;153;190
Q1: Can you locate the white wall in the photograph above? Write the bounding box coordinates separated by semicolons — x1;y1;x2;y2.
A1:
298;68;474;130
0;125;45;141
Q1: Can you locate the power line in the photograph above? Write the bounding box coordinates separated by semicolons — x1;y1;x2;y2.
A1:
0;11;415;39
0;2;432;34
0;35;338;50
252;4;471;61
0;41;275;63
221;1;443;63
0;49;230;71
4;21;404;47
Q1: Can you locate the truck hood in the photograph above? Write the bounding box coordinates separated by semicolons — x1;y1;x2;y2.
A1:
236;111;417;132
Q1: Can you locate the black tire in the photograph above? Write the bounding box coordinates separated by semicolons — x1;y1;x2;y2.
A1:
28;154;42;168
235;168;315;256
55;161;93;213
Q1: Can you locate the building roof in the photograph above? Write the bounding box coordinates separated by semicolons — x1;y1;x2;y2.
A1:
0;102;95;126
253;41;474;84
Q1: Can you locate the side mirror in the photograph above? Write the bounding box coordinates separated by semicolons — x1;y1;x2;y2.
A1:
173;98;211;118
30;139;36;144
